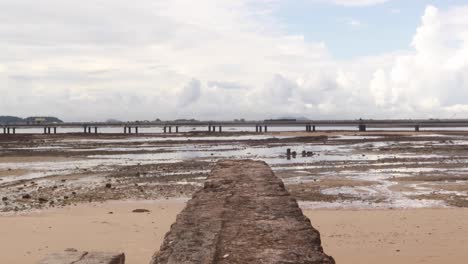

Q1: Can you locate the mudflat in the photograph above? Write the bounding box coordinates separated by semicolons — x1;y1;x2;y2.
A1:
0;200;467;264
3;131;468;212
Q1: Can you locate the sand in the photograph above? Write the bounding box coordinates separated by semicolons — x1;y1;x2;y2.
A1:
306;209;468;264
1;200;467;264
0;200;187;264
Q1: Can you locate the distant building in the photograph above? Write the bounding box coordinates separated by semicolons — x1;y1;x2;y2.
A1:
33;117;47;124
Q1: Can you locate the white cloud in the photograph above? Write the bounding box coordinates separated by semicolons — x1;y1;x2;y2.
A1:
326;0;389;6
347;18;364;27
179;79;202;107
1;1;468;121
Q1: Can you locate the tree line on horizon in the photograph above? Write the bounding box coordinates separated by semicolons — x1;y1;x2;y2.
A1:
0;116;63;125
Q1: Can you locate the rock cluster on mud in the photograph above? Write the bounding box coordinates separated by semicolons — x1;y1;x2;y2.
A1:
151;159;334;264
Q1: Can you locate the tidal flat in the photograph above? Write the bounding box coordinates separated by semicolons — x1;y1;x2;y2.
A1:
1;130;468;212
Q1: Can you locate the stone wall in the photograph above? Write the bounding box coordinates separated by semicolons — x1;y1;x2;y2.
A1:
151;159;334;264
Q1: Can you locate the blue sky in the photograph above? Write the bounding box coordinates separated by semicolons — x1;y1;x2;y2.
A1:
273;0;468;58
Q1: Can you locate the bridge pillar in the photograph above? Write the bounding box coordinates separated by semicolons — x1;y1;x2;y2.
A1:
163;126;167;133
169;126;172;133
12;128;15;134
306;125;310;132
129;127;133;134
259;126;263;133
87;127;91;134
415;125;420;132
264;126;268;132
6;127;10;134
2;127;5;134
256;125;259;133
218;126;222;133
176;126;179;133
208;125;211;133
313;125;316;132
135;127;139;134
94;127;98;134
54;127;57;134
359;124;367;132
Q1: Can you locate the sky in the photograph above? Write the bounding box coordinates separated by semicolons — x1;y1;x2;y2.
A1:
1;0;468;121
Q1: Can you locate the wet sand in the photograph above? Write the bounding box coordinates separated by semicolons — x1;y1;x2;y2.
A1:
3;131;468;212
0;200;467;264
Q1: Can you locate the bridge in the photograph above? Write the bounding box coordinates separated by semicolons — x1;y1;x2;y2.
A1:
2;119;468;135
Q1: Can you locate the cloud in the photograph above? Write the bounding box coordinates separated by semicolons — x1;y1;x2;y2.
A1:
179;79;202;107
367;5;468;117
206;81;249;90
325;0;389;6
1;1;468;121
347;18;364;27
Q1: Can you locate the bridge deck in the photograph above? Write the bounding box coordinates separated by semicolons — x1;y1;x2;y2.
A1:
151;160;334;264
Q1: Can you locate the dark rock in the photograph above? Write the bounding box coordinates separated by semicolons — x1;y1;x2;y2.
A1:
2;197;7;201
22;194;31;199
105;183;112;189
38;251;125;264
132;209;150;213
38;197;48;203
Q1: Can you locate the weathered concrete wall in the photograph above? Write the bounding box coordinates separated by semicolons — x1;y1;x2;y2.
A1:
151;160;335;264
38;250;125;264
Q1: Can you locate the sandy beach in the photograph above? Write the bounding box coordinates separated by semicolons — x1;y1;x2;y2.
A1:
0;199;467;264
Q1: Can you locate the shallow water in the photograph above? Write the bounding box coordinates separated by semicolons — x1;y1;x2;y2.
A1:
2;133;468;209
